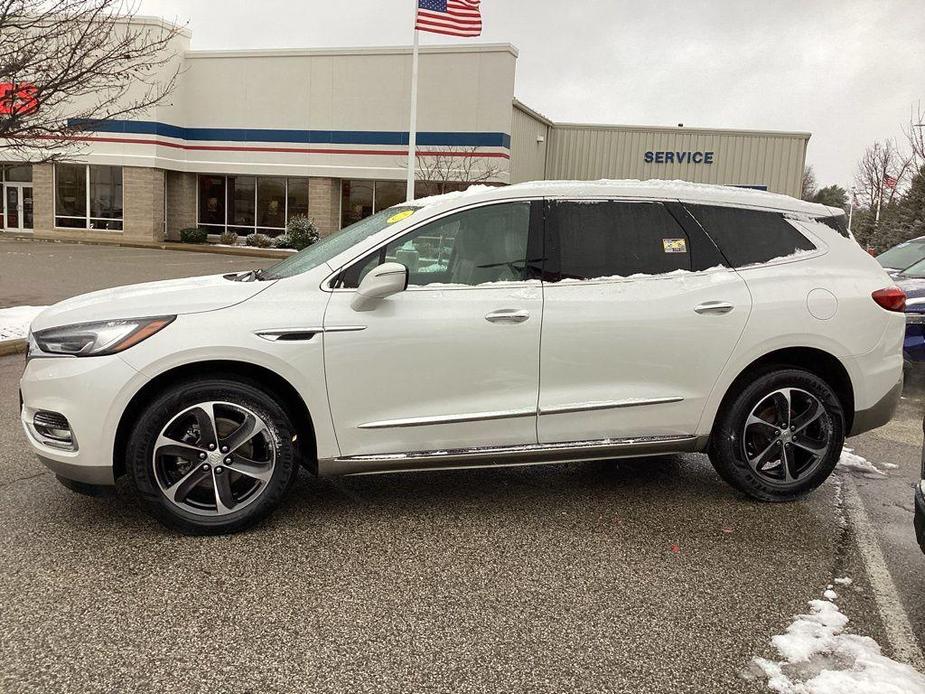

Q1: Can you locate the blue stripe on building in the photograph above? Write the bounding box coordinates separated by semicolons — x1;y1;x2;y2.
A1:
69;119;511;149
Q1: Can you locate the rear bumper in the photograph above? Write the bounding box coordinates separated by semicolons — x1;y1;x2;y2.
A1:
849;378;903;436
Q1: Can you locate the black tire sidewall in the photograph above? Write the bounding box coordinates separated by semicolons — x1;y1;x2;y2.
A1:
126;377;298;534
710;368;845;502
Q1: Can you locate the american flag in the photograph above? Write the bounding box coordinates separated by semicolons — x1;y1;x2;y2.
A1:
416;0;482;37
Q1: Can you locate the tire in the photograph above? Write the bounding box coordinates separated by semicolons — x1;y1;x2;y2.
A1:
125;376;300;535
708;368;845;502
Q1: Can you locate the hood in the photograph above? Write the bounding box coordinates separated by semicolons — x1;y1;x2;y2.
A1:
896;276;925;310
31;273;273;331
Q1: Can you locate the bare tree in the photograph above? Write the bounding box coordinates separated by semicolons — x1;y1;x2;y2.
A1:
801;165;817;201
0;0;184;158
852;139;913;211
414;145;503;197
902;101;925;170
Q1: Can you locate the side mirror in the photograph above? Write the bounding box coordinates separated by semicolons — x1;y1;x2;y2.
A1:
351;262;409;312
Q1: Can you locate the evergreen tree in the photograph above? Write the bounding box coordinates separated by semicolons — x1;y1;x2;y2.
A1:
896;166;925;242
812;185;848;209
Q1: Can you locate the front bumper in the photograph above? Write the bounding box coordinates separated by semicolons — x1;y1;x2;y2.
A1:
20;354;146;485
903;319;925;362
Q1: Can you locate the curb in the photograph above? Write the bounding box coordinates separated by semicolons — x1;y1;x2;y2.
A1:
0;234;294;259
0;338;26;357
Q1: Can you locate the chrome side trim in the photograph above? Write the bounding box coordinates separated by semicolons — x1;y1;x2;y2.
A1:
255;325;366;341
539;397;684;416
357;407;536;430
317;434;702;477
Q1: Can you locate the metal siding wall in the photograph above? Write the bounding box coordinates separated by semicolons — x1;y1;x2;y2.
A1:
510;106;549;183
545;126;808;197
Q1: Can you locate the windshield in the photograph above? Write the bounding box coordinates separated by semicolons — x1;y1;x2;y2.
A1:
261;206;418;280
899;257;925;278
876;240;925;271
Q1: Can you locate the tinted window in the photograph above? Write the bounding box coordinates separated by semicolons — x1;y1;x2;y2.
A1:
685;205;816;268
876;239;925;271
547;201;692;281
817;214;849;238
340;202;532;288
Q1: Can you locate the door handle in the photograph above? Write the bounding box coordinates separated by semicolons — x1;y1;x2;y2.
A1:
694;301;735;315
485;309;530;324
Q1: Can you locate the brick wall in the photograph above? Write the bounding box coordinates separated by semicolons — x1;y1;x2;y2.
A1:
165;171;197;241
122;167;165;242
30;163;54;233
308;177;341;237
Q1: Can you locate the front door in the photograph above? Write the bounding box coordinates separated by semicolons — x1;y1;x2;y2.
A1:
323;201;544;458
3;185;32;231
537;199;752;444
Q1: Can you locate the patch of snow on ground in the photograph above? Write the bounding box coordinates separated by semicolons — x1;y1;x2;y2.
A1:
834;577;853;586
837;447;898;478
0;306;46;342
750;591;925;694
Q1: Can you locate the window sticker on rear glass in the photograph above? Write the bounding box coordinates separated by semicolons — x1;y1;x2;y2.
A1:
662;238;687;254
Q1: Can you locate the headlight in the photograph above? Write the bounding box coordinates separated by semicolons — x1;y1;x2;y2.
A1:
31;316;175;357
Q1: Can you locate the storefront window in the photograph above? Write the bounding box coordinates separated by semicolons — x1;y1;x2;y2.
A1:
374;181;405;213
286;177;309;219
257;177;286;230
341;180;374;228
196;175;312;237
55;164;123;230
198;175;226;228
89;166;123;230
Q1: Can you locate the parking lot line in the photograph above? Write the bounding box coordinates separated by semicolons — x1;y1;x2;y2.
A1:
843;475;925;670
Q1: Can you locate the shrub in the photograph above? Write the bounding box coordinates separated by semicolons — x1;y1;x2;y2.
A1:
179;227;208;244
272;234;294;249
286;214;320;250
245;233;273;248
219;230;239;246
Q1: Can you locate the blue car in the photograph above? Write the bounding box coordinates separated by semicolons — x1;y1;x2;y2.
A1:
894;261;925;362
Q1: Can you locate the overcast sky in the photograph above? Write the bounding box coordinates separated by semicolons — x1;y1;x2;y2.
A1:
138;0;924;190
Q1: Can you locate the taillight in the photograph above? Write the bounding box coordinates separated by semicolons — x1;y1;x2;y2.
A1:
872;287;907;312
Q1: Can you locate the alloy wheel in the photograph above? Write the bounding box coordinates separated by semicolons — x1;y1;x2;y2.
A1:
741;387;833;487
152;401;277;516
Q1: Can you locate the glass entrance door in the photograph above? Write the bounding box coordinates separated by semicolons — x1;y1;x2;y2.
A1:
3;184;32;230
5;186;18;229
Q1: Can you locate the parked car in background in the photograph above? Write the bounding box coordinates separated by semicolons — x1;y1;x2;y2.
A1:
20;181;905;534
876;236;925;277
917;413;925;554
891;260;925;363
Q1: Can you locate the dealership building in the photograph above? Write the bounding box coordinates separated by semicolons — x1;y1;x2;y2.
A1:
2;18;811;244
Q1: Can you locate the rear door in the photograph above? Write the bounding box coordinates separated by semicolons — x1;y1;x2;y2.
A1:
536;198;752;444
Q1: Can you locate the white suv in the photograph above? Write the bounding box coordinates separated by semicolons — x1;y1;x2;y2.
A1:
20;180;905;534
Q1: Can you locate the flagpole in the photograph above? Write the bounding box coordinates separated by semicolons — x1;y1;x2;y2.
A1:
406;17;420;202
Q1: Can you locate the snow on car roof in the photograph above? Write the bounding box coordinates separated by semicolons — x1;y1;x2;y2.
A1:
411;179;842;218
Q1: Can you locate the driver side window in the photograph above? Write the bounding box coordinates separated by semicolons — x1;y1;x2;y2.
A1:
339;202;532;288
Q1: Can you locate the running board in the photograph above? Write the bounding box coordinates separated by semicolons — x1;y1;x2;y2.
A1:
317;434;705;477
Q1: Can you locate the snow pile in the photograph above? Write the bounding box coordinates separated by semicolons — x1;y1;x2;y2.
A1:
751;592;925;694
0;306;45;342
837;447;898;478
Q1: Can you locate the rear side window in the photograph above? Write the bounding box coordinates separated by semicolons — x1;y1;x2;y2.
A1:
546;201;692;281
817;214;850;238
684;204;816;268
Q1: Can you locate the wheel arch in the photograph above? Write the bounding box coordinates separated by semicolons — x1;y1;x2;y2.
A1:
113;360;318;480
714;347;855;435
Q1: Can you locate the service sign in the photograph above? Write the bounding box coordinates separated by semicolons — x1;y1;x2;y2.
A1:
644;151;715;164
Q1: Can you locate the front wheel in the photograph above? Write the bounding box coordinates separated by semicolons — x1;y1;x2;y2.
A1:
709;368;845;502
125;377;300;535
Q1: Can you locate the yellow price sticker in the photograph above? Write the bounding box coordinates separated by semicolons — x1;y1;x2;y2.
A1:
387;210;415;224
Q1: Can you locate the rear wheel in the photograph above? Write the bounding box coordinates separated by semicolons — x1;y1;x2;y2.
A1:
709;368;845;501
126;377;299;534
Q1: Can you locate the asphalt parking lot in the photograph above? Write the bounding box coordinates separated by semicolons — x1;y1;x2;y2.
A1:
0;238;923;693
